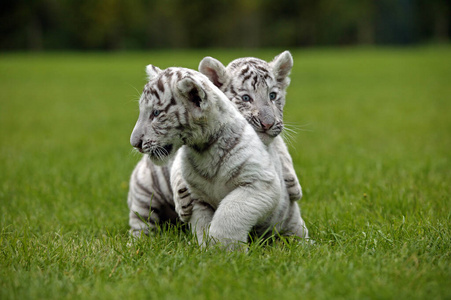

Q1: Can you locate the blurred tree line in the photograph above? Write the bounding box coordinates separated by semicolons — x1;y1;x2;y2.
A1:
0;0;449;50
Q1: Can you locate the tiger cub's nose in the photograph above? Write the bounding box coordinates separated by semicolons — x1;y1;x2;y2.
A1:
132;139;143;150
130;132;143;150
260;120;274;131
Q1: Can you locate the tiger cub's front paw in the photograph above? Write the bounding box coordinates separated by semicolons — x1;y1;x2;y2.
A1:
284;177;303;201
175;186;195;223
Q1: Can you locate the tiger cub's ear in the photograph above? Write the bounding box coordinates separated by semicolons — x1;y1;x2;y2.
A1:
199;57;227;88
177;77;208;119
146;64;162;81
270;51;293;87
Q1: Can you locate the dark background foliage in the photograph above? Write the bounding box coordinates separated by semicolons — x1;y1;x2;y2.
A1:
0;0;449;51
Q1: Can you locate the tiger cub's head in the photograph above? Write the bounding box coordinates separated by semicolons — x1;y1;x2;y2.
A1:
199;51;293;145
130;66;221;165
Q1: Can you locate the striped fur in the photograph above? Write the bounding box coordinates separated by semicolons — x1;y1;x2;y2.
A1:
127;52;303;237
130;67;308;249
127;157;176;236
199;51;302;201
176;51;303;221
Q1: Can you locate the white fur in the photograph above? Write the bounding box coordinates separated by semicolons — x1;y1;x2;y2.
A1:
127;53;306;241
130;67;309;249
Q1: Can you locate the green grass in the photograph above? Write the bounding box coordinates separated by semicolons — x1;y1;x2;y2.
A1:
1;47;450;299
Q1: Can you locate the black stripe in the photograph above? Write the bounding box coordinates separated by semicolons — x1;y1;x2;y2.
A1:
173;110;182;127
181;199;194;209
170;96;177;106
161;94;177;114
242;74;252;82
150;88;160;101
226;159;247;185
251;75;258;90
134;171;153;196
157;77;164;92
229;86;238;98
256;65;268;73
180;193;191;199
151;65;159;73
134;195;151;210
166;70;174;81
240;66;249;76
216;129;244;169
137;161;166;205
183;106;190;127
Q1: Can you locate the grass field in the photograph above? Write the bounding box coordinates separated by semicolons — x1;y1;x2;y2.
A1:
1;47;450;299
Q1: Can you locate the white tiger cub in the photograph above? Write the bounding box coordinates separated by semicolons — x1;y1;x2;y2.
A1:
130;67;308;249
175;51;303;221
201;51;302;200
127;52;303;237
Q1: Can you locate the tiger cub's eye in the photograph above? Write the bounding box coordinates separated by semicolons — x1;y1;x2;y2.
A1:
241;95;252;102
269;92;277;100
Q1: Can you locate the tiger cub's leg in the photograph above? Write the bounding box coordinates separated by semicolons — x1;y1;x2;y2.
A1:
274;136;303;201
189;201;215;247
127;158;155;237
171;155;195;223
128;156;174;237
174;184;194;223
282;201;309;239
208;185;280;251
